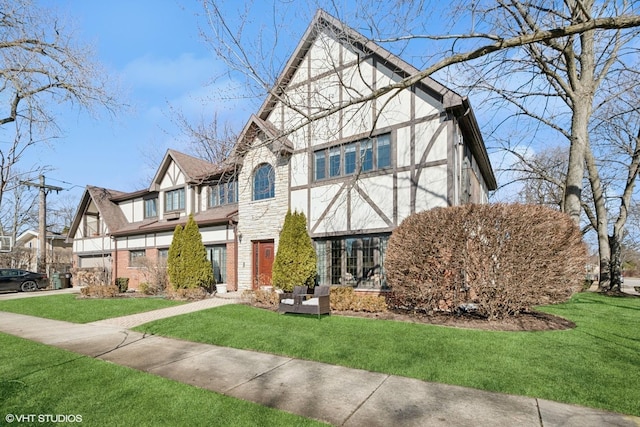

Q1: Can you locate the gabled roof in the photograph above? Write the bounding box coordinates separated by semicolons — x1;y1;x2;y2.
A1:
150;149;221;189
230;115;294;163
256;9;459;121
251;9;496;190
67;186;129;240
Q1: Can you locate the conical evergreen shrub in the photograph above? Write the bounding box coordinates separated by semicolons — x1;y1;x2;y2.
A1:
167;215;214;290
272;210;317;292
167;224;183;289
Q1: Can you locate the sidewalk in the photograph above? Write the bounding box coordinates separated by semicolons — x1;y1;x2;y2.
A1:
1;297;639;426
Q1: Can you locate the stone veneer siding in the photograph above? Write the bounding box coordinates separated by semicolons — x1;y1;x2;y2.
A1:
236;142;290;290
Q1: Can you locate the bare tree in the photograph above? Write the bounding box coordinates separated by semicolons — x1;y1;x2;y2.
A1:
198;2;640;291
0;0;121;220
446;1;640;291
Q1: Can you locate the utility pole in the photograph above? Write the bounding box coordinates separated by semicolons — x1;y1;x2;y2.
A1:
20;175;63;273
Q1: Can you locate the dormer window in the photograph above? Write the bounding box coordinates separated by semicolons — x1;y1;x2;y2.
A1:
144;197;158;218
165;188;185;212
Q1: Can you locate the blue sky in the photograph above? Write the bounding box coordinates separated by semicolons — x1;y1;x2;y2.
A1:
27;1;496;211
32;0;285;203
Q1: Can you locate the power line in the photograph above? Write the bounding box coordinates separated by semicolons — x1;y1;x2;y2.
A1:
18;175;64;273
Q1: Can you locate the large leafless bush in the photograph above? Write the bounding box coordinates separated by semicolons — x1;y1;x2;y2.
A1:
386;204;587;319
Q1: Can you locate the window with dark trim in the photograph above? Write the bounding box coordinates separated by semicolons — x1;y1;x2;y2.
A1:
209;178;238;207
129;250;146;267
165;188;185;212
253;164;275;200
313;133;392;181
144;197;158;218
315;235;389;289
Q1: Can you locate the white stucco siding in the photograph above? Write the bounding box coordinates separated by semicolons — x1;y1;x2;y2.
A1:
73;237;113;254
160;161;186;189
374;62;411;129
290;152;308;187
415;119;448;163
154;232;174;247
309;32;342;78
396;127;413;169
415;86;444;118
350;175;394;230
415;164;448;212
290;189;308;215
200;225;233;244
396;170;413;222
309;183;348;234
124;235;146;249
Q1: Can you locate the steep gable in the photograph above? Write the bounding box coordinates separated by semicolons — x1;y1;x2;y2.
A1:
150;149;219;190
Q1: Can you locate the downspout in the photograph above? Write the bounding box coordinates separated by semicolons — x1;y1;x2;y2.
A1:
112;235;118;285
231;219;238;292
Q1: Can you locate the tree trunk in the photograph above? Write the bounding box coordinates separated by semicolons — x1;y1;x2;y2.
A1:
608;234;622;292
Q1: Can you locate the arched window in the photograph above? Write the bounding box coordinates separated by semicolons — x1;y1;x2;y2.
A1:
253;163;275;200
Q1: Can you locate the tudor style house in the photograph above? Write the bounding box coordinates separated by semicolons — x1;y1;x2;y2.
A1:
67;10;496;292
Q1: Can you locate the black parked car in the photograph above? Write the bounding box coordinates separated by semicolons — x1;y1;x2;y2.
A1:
0;269;48;292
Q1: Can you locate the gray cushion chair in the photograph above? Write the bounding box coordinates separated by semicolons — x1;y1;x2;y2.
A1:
278;285;331;318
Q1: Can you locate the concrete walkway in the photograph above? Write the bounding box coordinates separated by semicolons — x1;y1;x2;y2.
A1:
1;291;639;426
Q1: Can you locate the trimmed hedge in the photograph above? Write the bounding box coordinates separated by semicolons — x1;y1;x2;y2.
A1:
386;204;587;319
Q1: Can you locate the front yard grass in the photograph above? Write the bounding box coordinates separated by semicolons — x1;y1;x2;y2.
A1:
0;333;325;426
134;292;640;417
0;294;184;323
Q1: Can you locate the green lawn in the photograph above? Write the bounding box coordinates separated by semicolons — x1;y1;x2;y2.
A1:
0;333;325;426
0;294;184;323
134;293;640;416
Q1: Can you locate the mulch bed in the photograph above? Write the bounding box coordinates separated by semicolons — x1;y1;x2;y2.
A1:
330;309;576;331
248;302;575;331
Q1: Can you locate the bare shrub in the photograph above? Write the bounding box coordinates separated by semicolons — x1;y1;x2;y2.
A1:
73;268;110;287
80;284;119;298
165;286;208;300
329;286;388;313
386;204;587;319
244;288;280;307
137;256;169;294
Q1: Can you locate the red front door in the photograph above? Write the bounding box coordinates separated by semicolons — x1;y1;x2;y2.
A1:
252;240;274;289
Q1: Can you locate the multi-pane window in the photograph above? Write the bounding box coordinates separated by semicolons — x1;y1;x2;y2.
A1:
144;197;157;218
129;250;146;267
317;235;389;289
313;133;391;181
209;179;238;207
165;188;185;212
253;164;275;200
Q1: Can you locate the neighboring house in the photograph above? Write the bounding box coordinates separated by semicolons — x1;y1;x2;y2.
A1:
67;10;496;292
12;230;72;273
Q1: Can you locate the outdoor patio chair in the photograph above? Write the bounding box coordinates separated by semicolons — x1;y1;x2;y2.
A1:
278;286;308;312
278;285;331;318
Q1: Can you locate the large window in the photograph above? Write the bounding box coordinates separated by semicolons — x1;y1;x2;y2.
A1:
313;133;392;181
253;164;275;200
209;179;238;207
316;235;389;289
129;250;146;267
165;188;185;212
144;197;157;218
